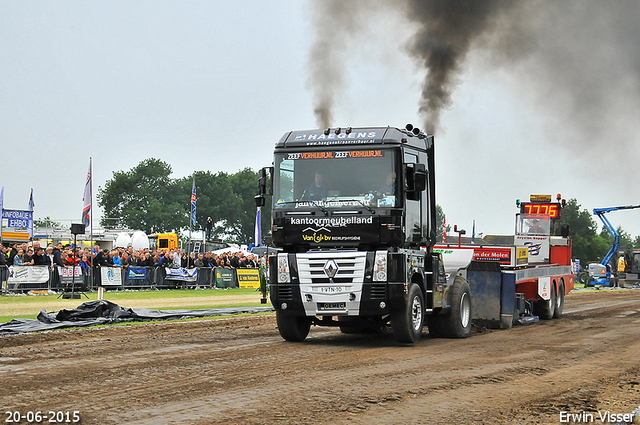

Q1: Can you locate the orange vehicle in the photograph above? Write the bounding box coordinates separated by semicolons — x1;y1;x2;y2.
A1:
148;233;179;251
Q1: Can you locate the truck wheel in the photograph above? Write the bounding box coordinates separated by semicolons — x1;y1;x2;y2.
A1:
276;310;311;342
391;283;424;343
438;277;472;338
536;284;556;320
553;282;565;318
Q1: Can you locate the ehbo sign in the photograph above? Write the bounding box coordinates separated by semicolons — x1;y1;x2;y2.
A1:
1;209;33;230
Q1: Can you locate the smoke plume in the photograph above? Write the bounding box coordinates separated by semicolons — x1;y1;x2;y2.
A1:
307;0;367;128
307;0;640;156
403;0;515;133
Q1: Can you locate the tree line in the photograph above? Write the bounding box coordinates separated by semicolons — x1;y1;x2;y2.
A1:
97;158;270;244
98;159;639;264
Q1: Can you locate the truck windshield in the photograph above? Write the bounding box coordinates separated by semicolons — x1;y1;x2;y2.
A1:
516;214;550;236
273;149;399;208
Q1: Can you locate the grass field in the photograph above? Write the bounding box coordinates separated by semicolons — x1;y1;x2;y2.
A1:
0;288;271;324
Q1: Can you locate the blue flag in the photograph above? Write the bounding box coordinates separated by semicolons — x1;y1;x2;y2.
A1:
190;178;197;226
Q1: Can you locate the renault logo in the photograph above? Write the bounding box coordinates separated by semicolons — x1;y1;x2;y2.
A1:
323;259;339;279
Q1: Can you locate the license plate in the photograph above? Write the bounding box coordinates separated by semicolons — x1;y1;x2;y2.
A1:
318;286;344;293
319;302;346;310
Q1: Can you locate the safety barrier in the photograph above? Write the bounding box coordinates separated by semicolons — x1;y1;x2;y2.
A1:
0;265;260;293
3;265;89;293
97;266;241;290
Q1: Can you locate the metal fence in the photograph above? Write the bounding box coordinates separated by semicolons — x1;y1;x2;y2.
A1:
0;265;241;294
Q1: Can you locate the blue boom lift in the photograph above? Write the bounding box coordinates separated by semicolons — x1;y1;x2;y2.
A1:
587;204;640;286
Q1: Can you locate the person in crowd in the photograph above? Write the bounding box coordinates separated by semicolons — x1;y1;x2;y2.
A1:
204;252;215;268
140;252;154;267
194;253;205;268
24;248;35;265
181;251;188;268
13;248;26;265
94;247;107;268
128;251;139;267
120;252;129;268
230;252;241;268
111;250;122;267
52;243;65;267
187;252;196;268
206;217;213;241
45;246;55;267
172;248;181;269
155;251;171;268
32;247;46;265
237;253;247;268
0;244;6;266
79;254;90;274
246;254;258;268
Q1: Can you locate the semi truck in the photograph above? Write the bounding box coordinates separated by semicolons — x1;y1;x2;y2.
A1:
255;125;572;343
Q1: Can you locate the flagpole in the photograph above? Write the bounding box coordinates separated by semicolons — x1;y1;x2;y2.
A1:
28;188;34;242
0;186;4;244
90;158;94;290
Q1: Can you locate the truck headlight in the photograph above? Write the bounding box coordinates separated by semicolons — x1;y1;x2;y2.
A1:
373;250;387;282
278;253;291;283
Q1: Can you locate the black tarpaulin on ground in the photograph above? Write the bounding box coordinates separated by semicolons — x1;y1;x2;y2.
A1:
0;300;274;334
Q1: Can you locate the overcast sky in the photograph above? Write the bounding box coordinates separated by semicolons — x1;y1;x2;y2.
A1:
2;0;640;239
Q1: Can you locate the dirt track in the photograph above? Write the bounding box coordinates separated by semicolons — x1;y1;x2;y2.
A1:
2;289;640;425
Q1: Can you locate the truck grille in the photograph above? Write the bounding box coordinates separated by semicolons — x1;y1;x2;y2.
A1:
296;252;366;285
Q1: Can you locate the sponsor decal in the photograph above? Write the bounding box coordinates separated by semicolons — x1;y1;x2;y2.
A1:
286;150;383;161
291;216;373;228
294;131;377;141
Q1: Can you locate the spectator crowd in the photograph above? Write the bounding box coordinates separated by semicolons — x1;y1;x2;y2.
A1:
0;241;265;274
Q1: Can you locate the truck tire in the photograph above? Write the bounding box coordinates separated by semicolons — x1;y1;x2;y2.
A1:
391;283;424;343
437;277;472;338
276;310;311;342
553;282;565;318
536;284;556;320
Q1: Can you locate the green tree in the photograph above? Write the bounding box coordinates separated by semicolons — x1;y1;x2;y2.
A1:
435;205;448;242
34;216;62;228
97;158;185;233
98;160;269;244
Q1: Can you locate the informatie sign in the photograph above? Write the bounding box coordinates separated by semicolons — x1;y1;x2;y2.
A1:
236;268;260;288
1;209;33;240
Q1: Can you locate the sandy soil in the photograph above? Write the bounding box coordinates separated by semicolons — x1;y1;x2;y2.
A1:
2;289;640;425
